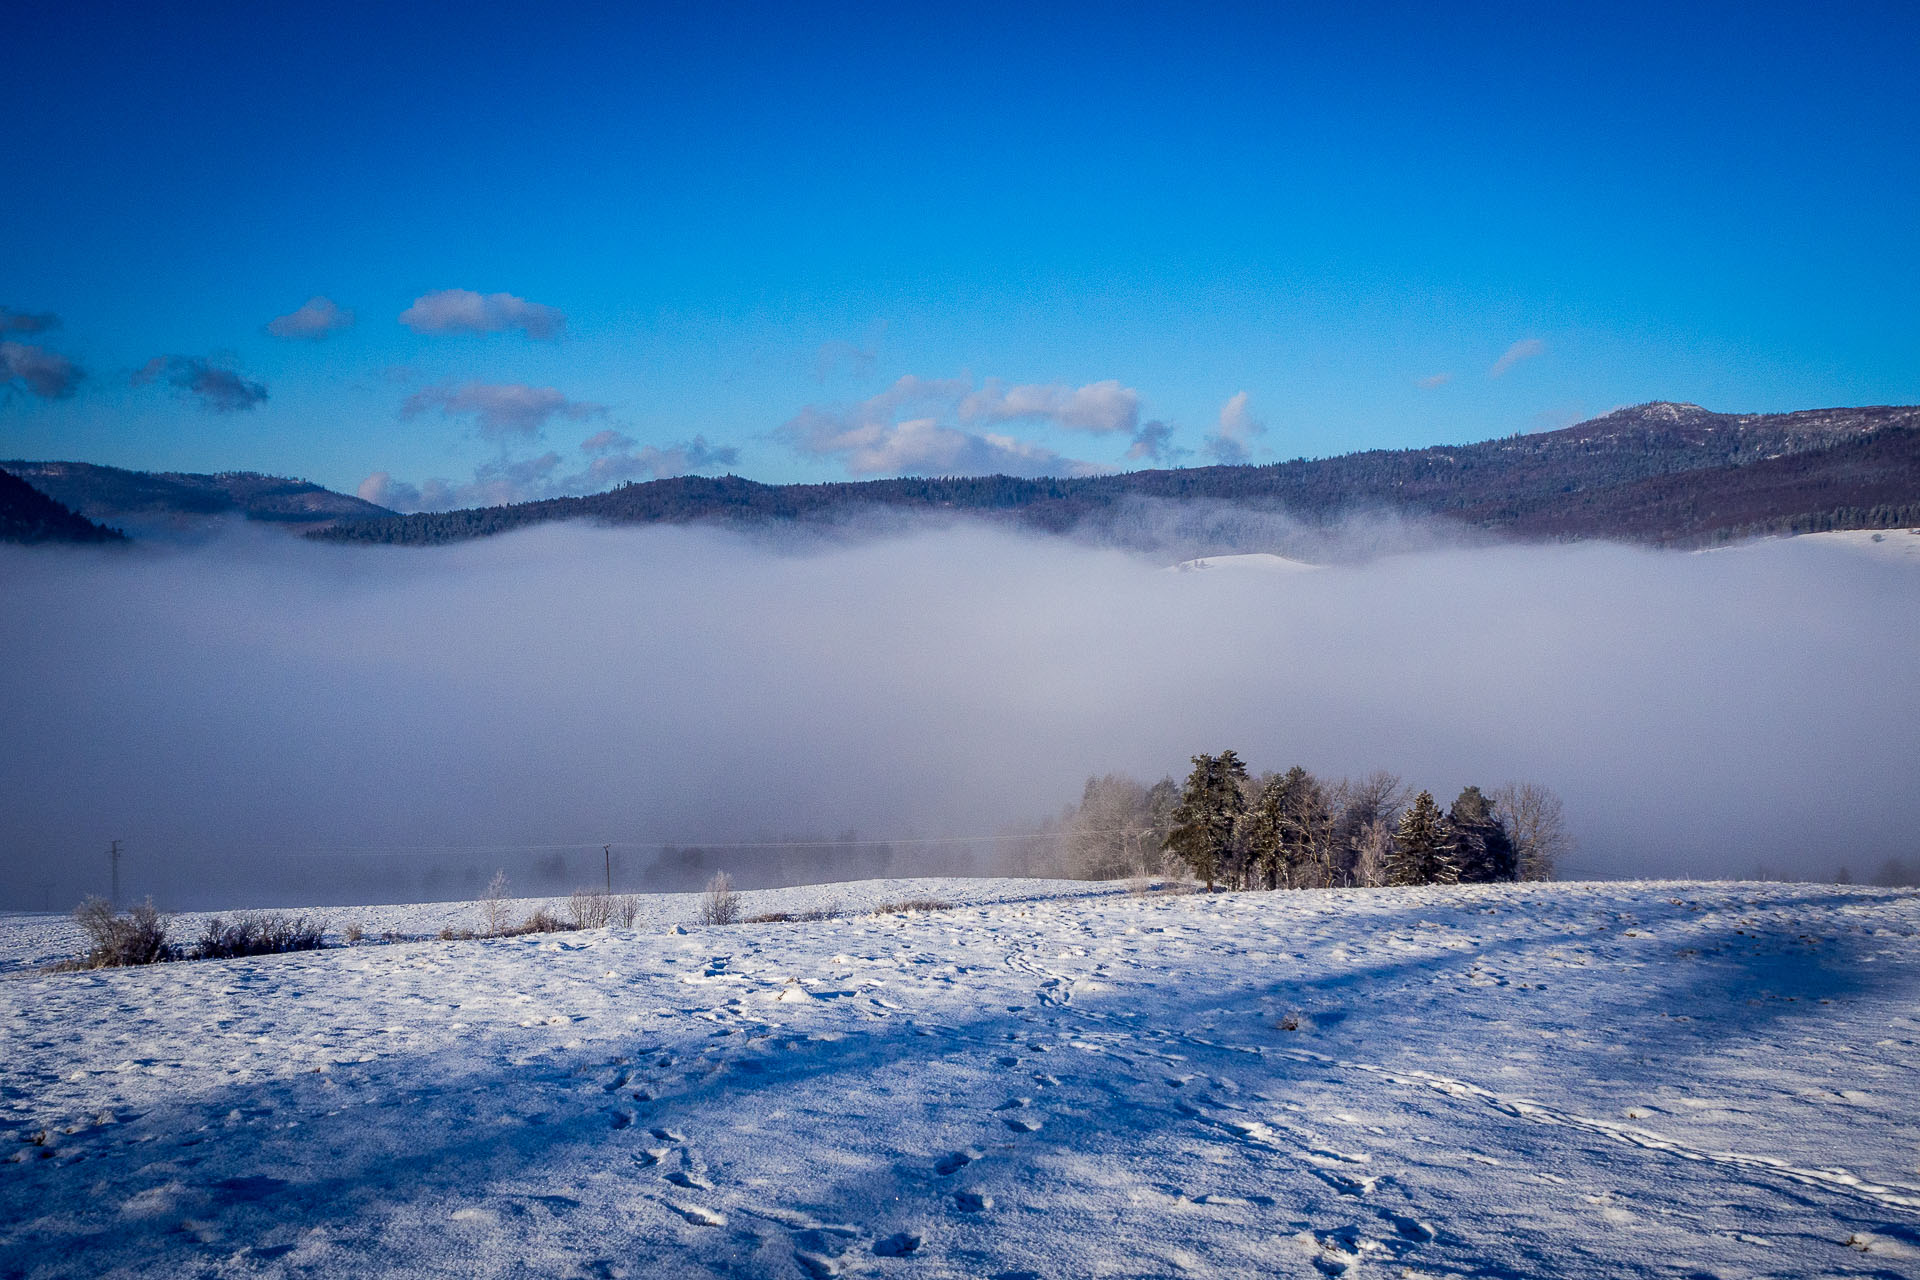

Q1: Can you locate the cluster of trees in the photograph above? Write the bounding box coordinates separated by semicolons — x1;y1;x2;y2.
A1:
1041;752;1571;890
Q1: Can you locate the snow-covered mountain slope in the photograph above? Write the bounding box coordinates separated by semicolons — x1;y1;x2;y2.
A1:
4;879;1918;1278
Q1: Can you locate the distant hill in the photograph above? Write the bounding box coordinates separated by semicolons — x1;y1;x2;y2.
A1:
306;402;1920;554
0;468;125;545
3;461;394;538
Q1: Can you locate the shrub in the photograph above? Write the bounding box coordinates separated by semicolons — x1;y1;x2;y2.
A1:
614;894;639;927
568;887;614;930
71;897;177;968
507;905;577;935
344;922;365;943
871;898;953;916
698;872;740;926
190;912;328;960
744;905;842;924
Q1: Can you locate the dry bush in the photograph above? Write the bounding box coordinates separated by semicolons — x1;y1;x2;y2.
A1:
344;922;365;943
568;887;614;930
698;872;740;926
510;905;577;935
190;912;328;960
614;894;639;927
870;898;953;916
745;910;792;924
438;925;477;941
70;897;176;968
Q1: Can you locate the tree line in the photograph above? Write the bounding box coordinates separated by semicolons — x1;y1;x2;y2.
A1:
1031;752;1571;890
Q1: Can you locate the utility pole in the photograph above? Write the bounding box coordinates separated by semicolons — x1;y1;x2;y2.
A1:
109;840;122;907
604;845;612;894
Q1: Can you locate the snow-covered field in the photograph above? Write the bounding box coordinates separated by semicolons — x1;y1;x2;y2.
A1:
4;878;1918;1278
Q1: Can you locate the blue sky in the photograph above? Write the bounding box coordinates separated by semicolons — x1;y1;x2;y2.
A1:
4;0;1916;507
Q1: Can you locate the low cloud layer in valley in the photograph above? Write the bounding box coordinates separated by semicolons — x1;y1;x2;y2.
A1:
2;521;1914;909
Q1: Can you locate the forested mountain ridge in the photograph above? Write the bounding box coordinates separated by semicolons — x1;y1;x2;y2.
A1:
0;474;123;548
306;402;1920;552
3;461;393;535
0;468;125;545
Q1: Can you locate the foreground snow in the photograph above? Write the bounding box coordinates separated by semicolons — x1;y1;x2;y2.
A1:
3;879;1918;1278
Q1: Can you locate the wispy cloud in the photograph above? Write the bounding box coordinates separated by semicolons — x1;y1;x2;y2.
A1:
1;341;84;400
1124;420;1187;465
1201;390;1266;464
402;381;604;440
814;321;886;382
359;430;739;512
266;296;355;340
0;307;60;334
780;374;1130;478
399;289;566;340
1417;372;1453;389
1489;338;1546;379
132;355;267;412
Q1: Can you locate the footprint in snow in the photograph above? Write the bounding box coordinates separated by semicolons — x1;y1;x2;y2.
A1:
933;1151;976;1176
873;1232;921;1257
665;1200;724;1227
1002;1116;1042;1133
954;1191;992;1213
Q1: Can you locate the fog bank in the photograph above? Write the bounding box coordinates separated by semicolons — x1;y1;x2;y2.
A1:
2;522;1915;908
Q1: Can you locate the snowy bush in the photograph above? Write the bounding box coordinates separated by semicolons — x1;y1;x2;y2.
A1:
69;897;177;968
698;872;740;925
190;912;327;960
568;888;614;930
614;894;639;927
871;898;953;915
478;870;512;935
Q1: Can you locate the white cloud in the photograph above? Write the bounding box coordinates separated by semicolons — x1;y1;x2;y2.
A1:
266;296;355;340
1201;390;1266;465
1489;338;1546;378
958;378;1141;434
1417;372;1453;389
780;374;1131;478
399;289;566;340
402;382;604;440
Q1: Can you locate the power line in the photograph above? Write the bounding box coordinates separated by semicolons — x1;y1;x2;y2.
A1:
192;829;1153;860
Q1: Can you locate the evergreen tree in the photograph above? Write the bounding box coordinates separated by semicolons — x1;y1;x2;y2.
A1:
1390;790;1458;886
1166;750;1249;891
1447;785;1517;882
1239;775;1288;890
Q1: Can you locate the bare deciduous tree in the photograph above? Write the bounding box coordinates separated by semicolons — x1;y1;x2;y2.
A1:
1491;782;1572;881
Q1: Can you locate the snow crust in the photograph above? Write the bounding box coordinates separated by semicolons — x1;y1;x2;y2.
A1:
4;878;1919;1278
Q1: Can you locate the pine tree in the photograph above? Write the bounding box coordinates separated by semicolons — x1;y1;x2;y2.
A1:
1390;790;1458;886
1240;775;1288;890
1447;785;1517;882
1166;750;1249;891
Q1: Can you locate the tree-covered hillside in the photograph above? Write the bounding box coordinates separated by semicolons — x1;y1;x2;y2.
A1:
301;400;1920;550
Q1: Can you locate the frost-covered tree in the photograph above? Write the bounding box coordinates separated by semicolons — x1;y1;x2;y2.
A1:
1166;750;1249;891
1063;773;1154;880
1349;817;1394;887
1239;775;1288;889
1389;790;1458;886
1490;782;1572;881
